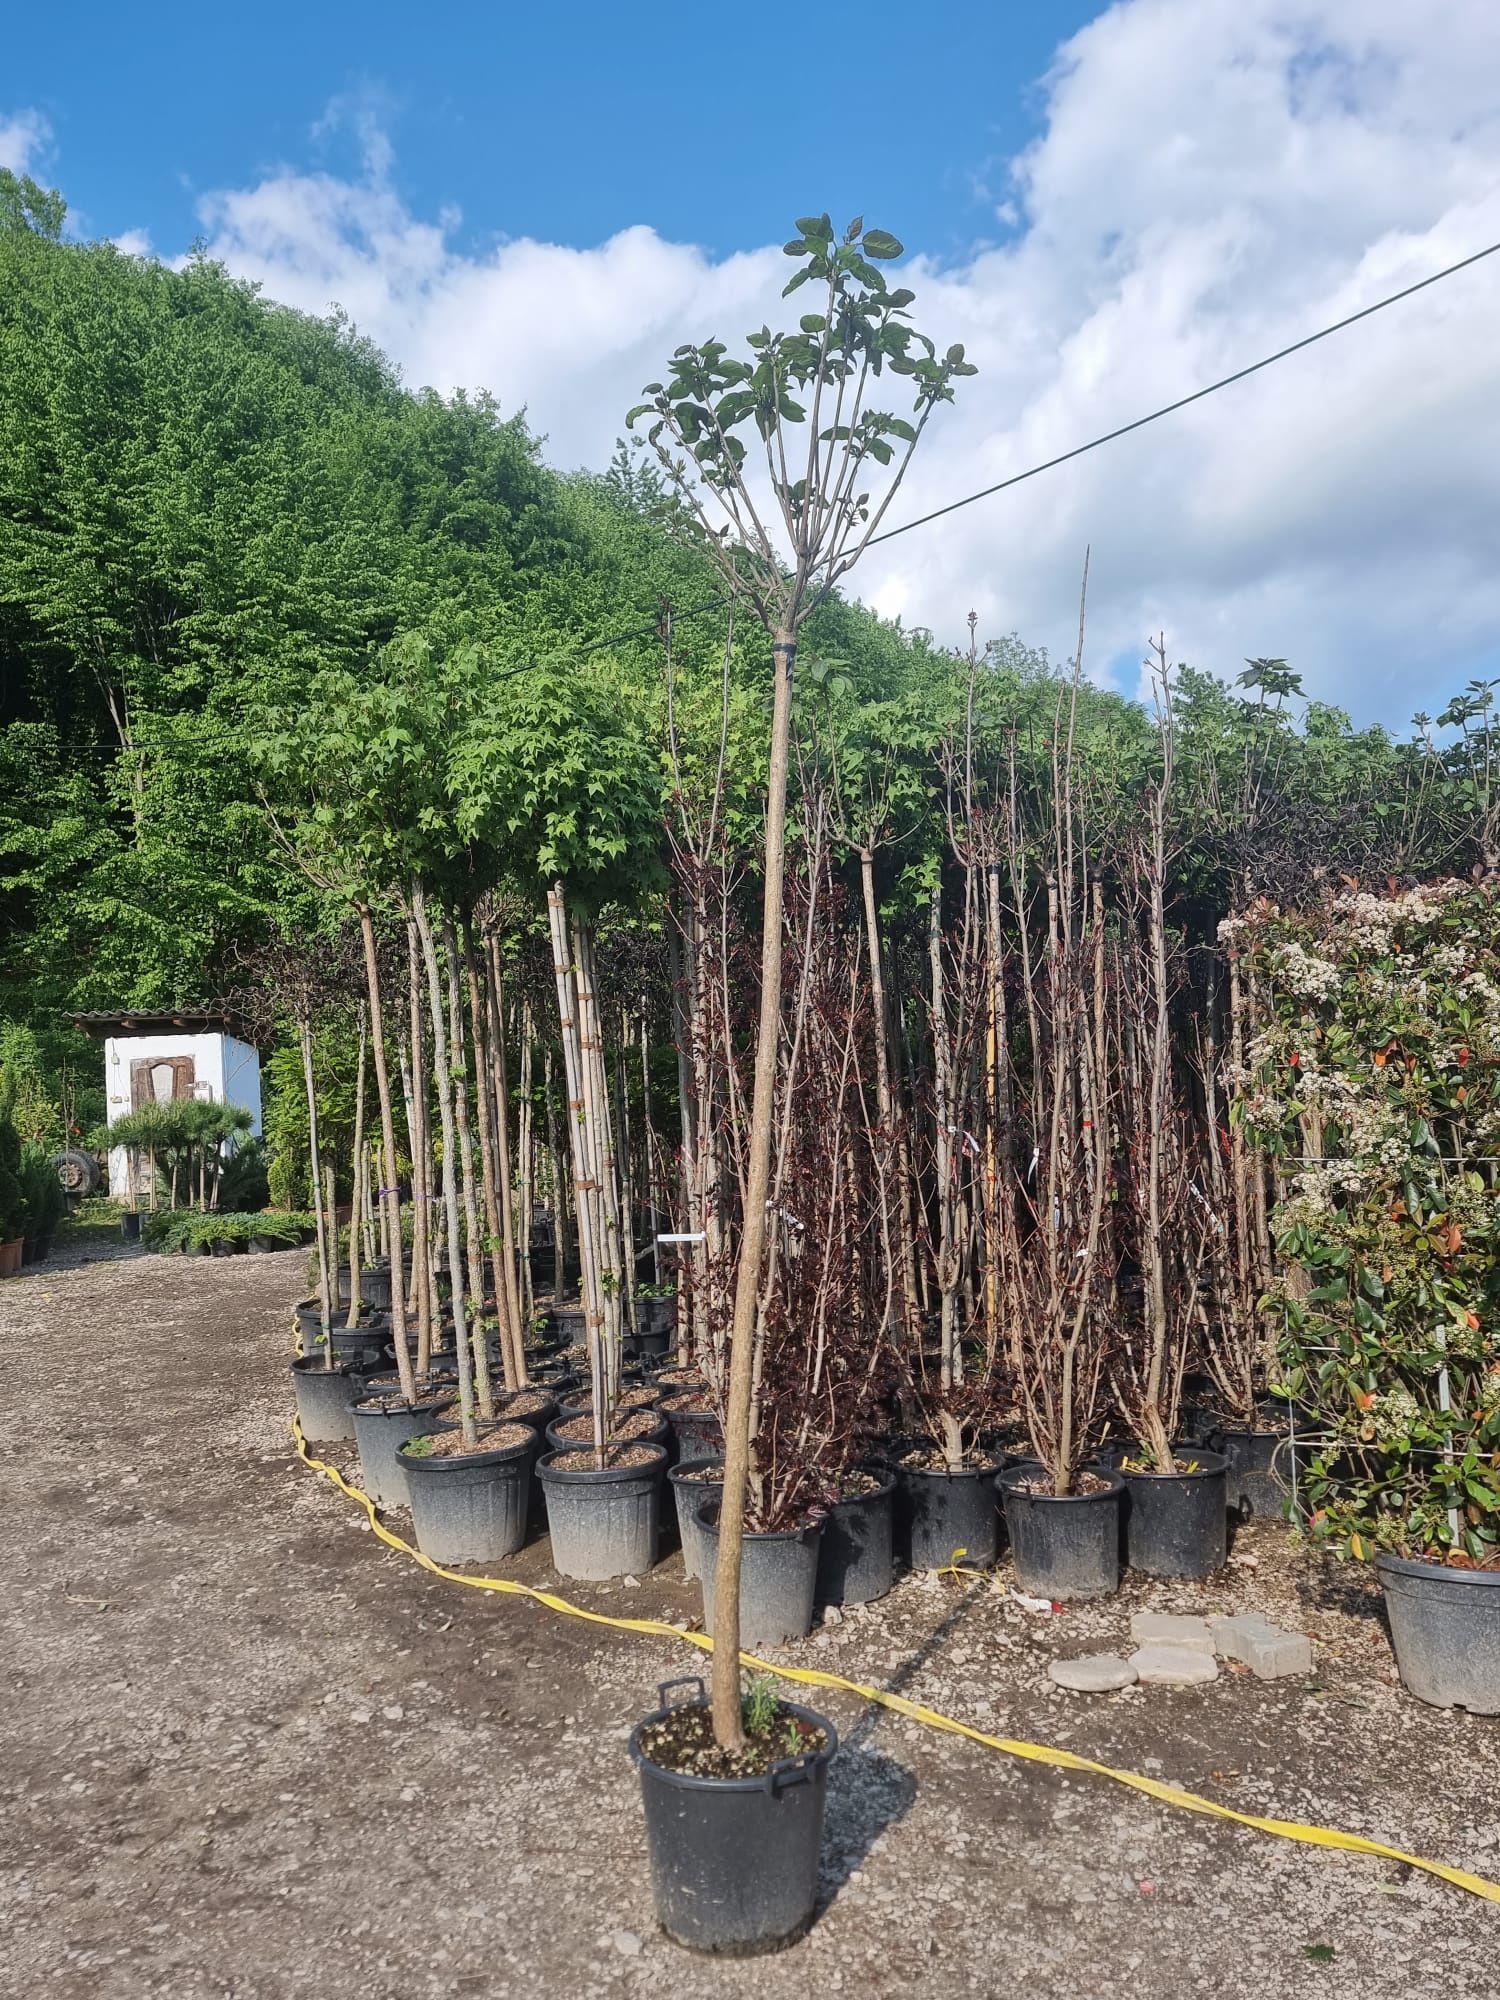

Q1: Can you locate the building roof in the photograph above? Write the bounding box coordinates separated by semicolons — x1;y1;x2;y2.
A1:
68;1009;258;1043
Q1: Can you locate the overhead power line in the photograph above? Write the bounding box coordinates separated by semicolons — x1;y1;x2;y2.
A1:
867;235;1500;549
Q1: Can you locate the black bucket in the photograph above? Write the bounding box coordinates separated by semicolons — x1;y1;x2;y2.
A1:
667;1456;724;1580
119;1209;142;1243
1119;1447;1228;1579
545;1410;669;1455
997;1462;1124;1600
290;1356;363;1445
349;1395;448;1509
815;1468;897;1605
1377;1553;1500;1713
399;1424;534;1564
896;1457;1002;1570
536;1445;666;1580
1209;1425;1293;1519
630;1679;837;1955
661;1400;724;1467
698;1504;822;1649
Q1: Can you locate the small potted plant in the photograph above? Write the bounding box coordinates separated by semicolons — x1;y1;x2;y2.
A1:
629;1675;838;1954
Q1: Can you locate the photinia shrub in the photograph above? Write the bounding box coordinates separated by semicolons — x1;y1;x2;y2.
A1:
1230;880;1500;1565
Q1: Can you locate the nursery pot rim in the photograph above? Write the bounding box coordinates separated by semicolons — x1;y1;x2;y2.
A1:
896;1454;1003;1484
397;1423;535;1472
996;1460;1125;1503
1116;1446;1229;1484
535;1443;667;1485
629;1681;839;1796
833;1463;899;1506
1376;1550;1500;1588
348;1391;451;1418
667;1453;725;1487
697;1499;822;1545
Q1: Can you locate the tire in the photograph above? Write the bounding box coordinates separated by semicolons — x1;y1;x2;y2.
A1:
53;1149;100;1197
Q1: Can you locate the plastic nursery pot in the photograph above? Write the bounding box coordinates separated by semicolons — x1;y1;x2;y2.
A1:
997;1462;1125;1601
119;1209;143;1243
493;1390;560;1435
1118;1446;1228;1580
290;1356;367;1445
659;1396;723;1467
815;1466;898;1607
894;1453;1003;1571
1208;1425;1294;1521
398;1423;535;1565
348;1393;449;1510
1377;1553;1500;1714
551;1305;587;1346
697;1502;823;1650
536;1444;667;1581
361;1264;394;1311
545;1410;670;1455
630;1679;839;1956
667;1455;724;1581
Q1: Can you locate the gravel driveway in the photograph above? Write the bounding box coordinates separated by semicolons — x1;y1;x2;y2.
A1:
1;1243;1494;1998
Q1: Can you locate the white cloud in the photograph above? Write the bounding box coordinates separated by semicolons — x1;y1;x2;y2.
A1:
0;108;51;176
161;3;1500;713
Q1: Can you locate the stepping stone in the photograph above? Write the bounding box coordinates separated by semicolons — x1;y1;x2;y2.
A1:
1130;1642;1220;1686
1048;1653;1139;1692
1210;1614;1312;1678
1130;1611;1214;1652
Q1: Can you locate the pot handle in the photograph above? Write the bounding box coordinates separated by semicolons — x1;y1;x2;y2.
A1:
766;1750;820;1796
656;1675;706;1709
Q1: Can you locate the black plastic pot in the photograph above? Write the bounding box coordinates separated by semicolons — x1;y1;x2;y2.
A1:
632;1297;677;1360
290;1356;365;1445
1119;1447;1228;1579
536;1444;666;1579
399;1424;534;1564
816;1468;897;1606
660;1399;723;1467
545;1410;670;1455
895;1456;1003;1570
698;1503;823;1649
362;1263;394;1310
209;1236;247;1257
1377;1553;1500;1713
349;1395;448;1509
630;1679;837;1955
1209;1425;1294;1520
552;1305;587;1346
493;1390;560;1435
667;1456;724;1580
119;1209;142;1243
997;1462;1125;1600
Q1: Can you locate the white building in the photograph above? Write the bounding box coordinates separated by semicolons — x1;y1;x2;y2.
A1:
70;1011;263;1200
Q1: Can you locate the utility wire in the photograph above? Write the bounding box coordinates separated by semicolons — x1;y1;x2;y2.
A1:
27;234;1500;763
867;235;1500;549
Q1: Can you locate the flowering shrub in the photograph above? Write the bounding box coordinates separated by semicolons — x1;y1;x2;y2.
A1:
1229;880;1500;1564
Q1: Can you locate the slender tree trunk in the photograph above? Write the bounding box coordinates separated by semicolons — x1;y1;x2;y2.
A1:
548;886;607;1462
518;1001;535;1322
484;929;528;1390
413;886;478;1447
444;914;494;1421
298;1016;334;1359
344;1004;369;1331
404;919;434;1377
358;904;416;1402
711;629;795;1751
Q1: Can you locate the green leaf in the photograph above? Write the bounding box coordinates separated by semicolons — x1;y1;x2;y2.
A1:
861;229;904;259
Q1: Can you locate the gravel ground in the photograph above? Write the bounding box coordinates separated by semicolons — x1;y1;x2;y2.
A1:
1;1244;1496;1999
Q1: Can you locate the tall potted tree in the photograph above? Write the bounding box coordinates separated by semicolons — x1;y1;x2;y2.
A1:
625;213;972;1952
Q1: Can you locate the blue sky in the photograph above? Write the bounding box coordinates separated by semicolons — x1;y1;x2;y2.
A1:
11;1;1097;264
6;1;1500;723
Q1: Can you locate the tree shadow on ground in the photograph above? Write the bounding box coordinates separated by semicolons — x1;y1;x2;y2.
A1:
815;1575;990;1914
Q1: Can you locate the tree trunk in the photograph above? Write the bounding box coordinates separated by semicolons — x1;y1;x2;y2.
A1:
404;918;434;1377
359;904;416;1403
444;913;494;1421
413;886;478;1447
483;927;528;1390
343;1004;368;1331
711;629;795;1752
299;1016;334;1360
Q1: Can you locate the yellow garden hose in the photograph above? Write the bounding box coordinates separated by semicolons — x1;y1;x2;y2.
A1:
291;1417;1500;1907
